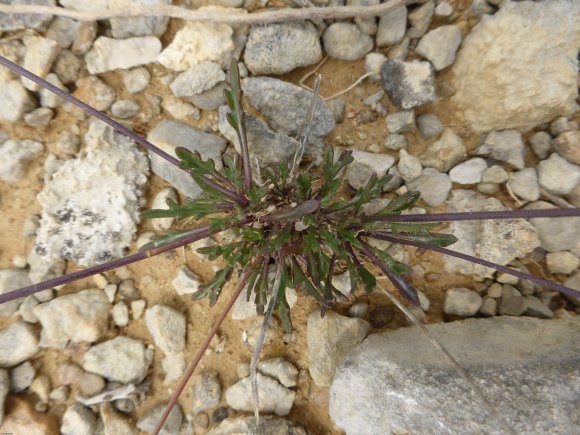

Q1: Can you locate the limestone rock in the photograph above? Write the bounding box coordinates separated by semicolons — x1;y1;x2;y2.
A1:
225;374;295;416
380;59;436;110
145;305;186;354
0;80;35;122
85;36;161;74
419;128;466;172
0;321;39;367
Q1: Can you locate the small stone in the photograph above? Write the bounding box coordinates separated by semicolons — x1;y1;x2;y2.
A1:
346;150;395;190
380;59;436;110
61;403;96;435
408;0;434;38
170;61;225;99
244;22;322;75
0;0;53;31
191;372;221;414
172;266;201;295
211;406;229;424
416;25;462;71
550;116;575;136
443;287;483;316
112;302;129;327
82;336;152;384
49;385;69;401
0;268;31;316
109;0;169;38
435;1;453;17
487;283;503;299
537;153;580;195
137;403;183;435
21;36;60;91
551;130;580;165
407;168;452;207
419;128;466;172
162;95;200;120
0;80;35;122
369;305;395;328
46;17;78;48
74;76;116;111
71;21;97;55
52;49;82;85
397;149;422;182
225;373;295;416
245;316;281;348
364;52;387;79
416;113;443;139
0;321;39;367
118;279;139;300
122;67;150;94
498;284;527;316
449;158;487;184
524;295;554;319
384;134;407;151
258;357;298;388
386;110;415;134
151;188;178;233
376;6;407;47
546;251;579;275
527;201;580;252
323;22;373;61
327;97;346;123
99;403;137;435
30;374;50;402
162;353;185;383
475;130;525;169
85;36;161;74
145;305;186;354
507;168;540;202
481;165;509;184
131;299;146;320
528;131;552;160
479;297;497;317
10;361;35;393
193;412;209;429
111;100;140;119
349;302;369;318
78;372;105;397
189;81;227;110
497;272;519;285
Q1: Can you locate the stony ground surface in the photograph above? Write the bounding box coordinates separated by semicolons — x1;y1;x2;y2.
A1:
0;0;579;434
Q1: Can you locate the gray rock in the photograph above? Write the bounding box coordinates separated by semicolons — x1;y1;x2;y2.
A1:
507;168;540;202
192;372;221;414
307;311;370;386
122;67;150;94
364;52;387;79
407;168;452;207
546;251;579;275
348;0;379;35
111;302;129;327
137;403;183;435
46;16;78;48
110;100;140;119
407;0;434;38
189;81;227;111
0;268;31;316
0;321;39;367
386;110;415;134
435;1;453;17
218;107;299;170
170;61;225;98
33;289;108;346
147;119;227;198
479;297;497;317
380;59;436;110
564;271;580;306
0;369;7;425
345;150;395;190
449;158;487;184
82;336;152;384
417;113;443;139
537;153;580;195
475;130;525;169
498;284;527;316
53;49;82;84
550;116;576;136
109;0;170;38
207;415;306;435
258;357;298;388
481;165;509;184
524;295;554;319
323;22;373;61
74;76;116;111
0;80;35;122
145;305;186;354
330;316;580;434
161;353;185;383
443;287;483;316
171;266;201;295
61;403;96;435
416;25;462;71
444;190;540;278
224;373;295;416
376;6;407;47
21;36;60;91
242;77;335;137
0;0;53;31
526;201;580;252
85;36;161;74
245;316;281;348
244;22;322;75
383;166;403;192
10;361;35;392
24;107;53;126
383;134;407;151
397;149;422;182
419;128;466;172
553;130;580;165
528;131;552;160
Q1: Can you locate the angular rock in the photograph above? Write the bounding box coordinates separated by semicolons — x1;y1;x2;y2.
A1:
137;403;182;435
383;134;407;151
407;168;452;207
171;266;201;295
0;80;35;122
524;295;554;319
85;36;161;74
416;25;462;71
507;168;540;202
46;17;79;48
380;59;436;110
33;289;108;345
99;403;137;435
191;372;221;414
451;0;579;133
449;158;487;184
345;150;395;190
386;110;415;134
419;128;466;172
0;0;54;31
82;336;152;384
528;131;552;160
61;403;96;435
552;130;580;165
0;268;31;316
475;130;525;169
225;374;295;416
244;22;322;75
147;119;227;198
0;321;39;367
408;0;434;38
376;6;407;47
307;311;370;386
24;107;53;126
323;22;373;61
189;81;227;110
546;251;579;275
443;287;482;316
397;149;422;182
537;153;580;195
330;316;580;434
498;284;527;316
21;36;60;91
39;74;65;108
207;415;306;435
73;76;116;111
481;165;509;184
242;77;335;137
145;305;186;355
170;61;225;99
526;201;580;252
123;67;150;94
109;0;170;38
417;113;443;139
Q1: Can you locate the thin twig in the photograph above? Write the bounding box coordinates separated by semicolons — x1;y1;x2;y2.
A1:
0;0;417;24
324;72;375;101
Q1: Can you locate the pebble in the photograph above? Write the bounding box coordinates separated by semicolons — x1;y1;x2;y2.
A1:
549;116;575;136
497;272;519;285
162;353;185;382
33;289;109;346
49;385;69;401
118;279;139;300
122;67;150;94
476;129;525;169
0;321;39;367
172;266;201;295
56;131;80;156
170;61;225;99
397;149;422;182
384;134;407;151
61;403;96;435
345;150;395;190
53;49;82;85
137;403;183;435
546;251;579;275
151;188;178;233
99;403;137;435
380;59;437;110
419;128;466;172
416;25;462;71
21;36;60;91
537;153;580;195
109;0;169;38
112;302;130;327
507;168;540;202
479;297;497;317
307;311;369;386
145;305;186;354
244;22;322;74
369;305;395;328
449;158;487;184
245;316;281;348
111;100;140;119
131;299;147;321
189;81;227;110
162;95;200;120
30;374;50;402
407;168;452;207
0;268;31;316
39;74;66;108
376;6;407;47
46;16;78;48
386;110;415;134
323;22;373;61
225;373;295;416
528;131;552;160
258;357;298;388
191;372;221;414
527;201;580;252
78;372;105;397
71;21;97;55
552;130;580;165
0;80;36;122
487;283;503;299
0;0;53;31
82;336;152;384
364;52;387;79
10;361;35;393
435;1;453;17
74;76;116;111
416;113;443;139
498;284;527;316
85;36;161;74
443;287;483;316
481;165;509;184
524;295;554;319
408;0;434;38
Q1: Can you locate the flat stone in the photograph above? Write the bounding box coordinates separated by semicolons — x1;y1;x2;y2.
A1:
345;150;395;190
109;0;170;38
552;130;580;165
21;36;60;91
443;287;483;316
191;372;221;414
171;266;201;295
0;321;39;367
380;59;436;110
145;305;186;354
407;168;452;207
170;61;225;98
537;152;580;195
323;22;373;61
449;158;487;184
61;403;96;435
507;168;540;202
416;25;462;71
225;373;295;416
526;201;580;252
85;36;161;74
419;128;466;172
376;6;407;47
0;0;54;31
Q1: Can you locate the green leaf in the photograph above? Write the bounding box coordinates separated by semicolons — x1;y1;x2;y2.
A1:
139;228;207;252
395;232;458;248
375;250;413;275
191;266;234;306
296;172;312;200
248;185;268;207
290;257;323;301
373;191;421;216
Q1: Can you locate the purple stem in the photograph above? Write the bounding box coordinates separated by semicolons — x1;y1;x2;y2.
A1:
0;55;243;204
361;207;580;223
368;232;580;299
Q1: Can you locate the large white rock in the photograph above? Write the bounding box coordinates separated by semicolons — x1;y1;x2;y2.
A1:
85;36;161;74
451;0;580;133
